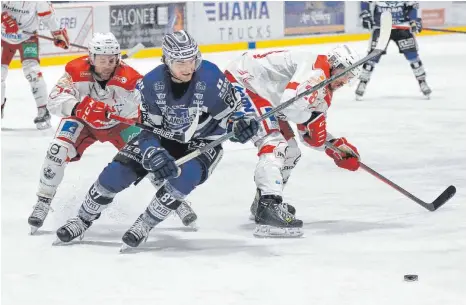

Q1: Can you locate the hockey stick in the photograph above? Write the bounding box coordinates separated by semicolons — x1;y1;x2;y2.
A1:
24;31;145;59
392;25;466;34
325;141;456;211
170;12;393;167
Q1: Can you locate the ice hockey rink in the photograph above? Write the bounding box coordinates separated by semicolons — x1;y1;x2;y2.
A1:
1;34;465;305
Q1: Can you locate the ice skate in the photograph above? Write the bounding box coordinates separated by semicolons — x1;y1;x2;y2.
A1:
1;98;6;119
28;196;52;234
253;195;303;238
54;216;92;245
120;214;156;252
176;201;198;230
34;106;51;130
419;80;432;99
249;189;295;220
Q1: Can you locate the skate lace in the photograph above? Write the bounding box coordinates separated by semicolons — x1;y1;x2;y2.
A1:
31;200;52;220
128;217;151;239
276;203;295;222
175;201;193;219
63;217;88;237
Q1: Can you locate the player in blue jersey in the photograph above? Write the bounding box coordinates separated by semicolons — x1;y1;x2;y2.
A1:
356;1;432;99
54;31;259;247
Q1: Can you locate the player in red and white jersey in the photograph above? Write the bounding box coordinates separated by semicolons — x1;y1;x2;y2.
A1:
27;33;143;233
224;46;362;237
1;1;70;129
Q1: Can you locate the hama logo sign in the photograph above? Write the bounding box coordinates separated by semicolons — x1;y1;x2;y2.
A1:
192;1;283;43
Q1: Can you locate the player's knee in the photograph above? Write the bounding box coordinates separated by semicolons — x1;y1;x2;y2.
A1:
22;59;42;82
286;138;302;164
98;161;139;194
404;52;418;62
47;138;77;162
1;65;8;83
168;160;203;195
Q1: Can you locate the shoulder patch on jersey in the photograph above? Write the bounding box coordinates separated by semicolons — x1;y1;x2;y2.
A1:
65;56;92;82
107;64;143;90
313;55;331;79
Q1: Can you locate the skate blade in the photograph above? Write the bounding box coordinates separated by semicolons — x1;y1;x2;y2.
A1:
36;121;51;130
253;225;303;238
29;226;39;235
355;94;364;101
186;221;198;231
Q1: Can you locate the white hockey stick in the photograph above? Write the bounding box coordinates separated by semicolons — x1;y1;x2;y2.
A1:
173;12;393;167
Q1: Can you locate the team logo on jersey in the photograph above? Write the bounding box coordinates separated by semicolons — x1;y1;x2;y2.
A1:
112;75;127;83
154;81;165;92
57;120;83;143
43;166;56;180
195;81;206;91
156;93;166;99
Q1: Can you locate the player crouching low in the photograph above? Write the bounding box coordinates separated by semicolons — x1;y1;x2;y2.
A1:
225;45;362;237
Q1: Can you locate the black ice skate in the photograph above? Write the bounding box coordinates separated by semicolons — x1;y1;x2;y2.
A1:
176;201;198;229
419;80;432;98
120;214;156;251
34;106;51;130
249;189;295;220
254;195;303;238
54;216;92;244
28;196;52;234
355;80;368;101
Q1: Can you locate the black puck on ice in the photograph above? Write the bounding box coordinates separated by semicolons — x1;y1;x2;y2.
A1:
404;274;418;282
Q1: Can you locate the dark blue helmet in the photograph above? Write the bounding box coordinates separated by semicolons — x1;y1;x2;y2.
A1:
162;30;202;70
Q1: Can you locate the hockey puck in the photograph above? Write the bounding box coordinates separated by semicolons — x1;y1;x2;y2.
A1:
404;274;418;282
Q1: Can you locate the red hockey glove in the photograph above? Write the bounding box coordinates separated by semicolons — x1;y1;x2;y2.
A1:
51;28;70;49
1;12;19;34
74;96;115;128
325;137;360;171
297;111;327;147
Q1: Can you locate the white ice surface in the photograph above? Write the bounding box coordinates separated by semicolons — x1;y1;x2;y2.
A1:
1;34;465;305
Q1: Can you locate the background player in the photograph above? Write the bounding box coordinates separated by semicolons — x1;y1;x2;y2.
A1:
1;1;69;129
356;1;432;100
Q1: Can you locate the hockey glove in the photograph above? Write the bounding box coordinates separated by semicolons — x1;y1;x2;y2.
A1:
228;116;259;144
74;96;115;128
297;111;327;147
51;28;70;49
360;10;373;30
142;147;180;181
1;12;19;34
409;18;422;34
325;138;360;171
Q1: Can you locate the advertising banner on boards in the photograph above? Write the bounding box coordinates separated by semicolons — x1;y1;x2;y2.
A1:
190;1;284;44
109;3;186;49
284;1;344;36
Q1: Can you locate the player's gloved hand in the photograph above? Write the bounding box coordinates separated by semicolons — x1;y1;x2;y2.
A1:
142;146;180;180
1;12;19;34
51;28;70;49
325;137;360;171
228;116;259;144
360;10;373;30
409;18;422;34
297;111;327;147
74;96;115;128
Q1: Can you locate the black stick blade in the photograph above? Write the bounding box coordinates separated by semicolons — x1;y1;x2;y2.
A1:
430;185;456;211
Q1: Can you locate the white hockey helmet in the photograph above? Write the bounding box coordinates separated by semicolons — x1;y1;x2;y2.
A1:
88;32;121;65
327;45;361;80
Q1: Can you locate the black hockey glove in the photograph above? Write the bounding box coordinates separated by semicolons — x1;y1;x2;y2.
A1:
360;10;373;30
142;146;180;180
410;18;422;34
228;116;259;144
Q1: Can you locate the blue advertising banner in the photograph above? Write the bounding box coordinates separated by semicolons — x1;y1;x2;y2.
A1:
284;1;344;36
